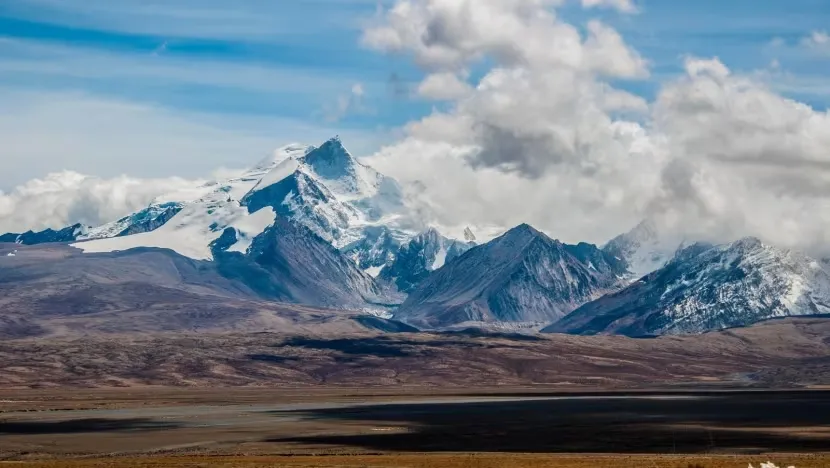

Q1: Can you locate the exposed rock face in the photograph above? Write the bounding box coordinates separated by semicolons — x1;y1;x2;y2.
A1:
546;238;830;336
378;228;475;293
396;224;627;329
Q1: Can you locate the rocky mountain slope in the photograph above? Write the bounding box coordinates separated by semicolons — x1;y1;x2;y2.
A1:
545;237;830;336
378;228;475;293
214;217;389;309
0;242;398;338
0;223;88;245
7;137;830;337
395;224;627;329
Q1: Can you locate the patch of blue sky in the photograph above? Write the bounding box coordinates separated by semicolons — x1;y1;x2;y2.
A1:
0;0;424;134
2;0;829;179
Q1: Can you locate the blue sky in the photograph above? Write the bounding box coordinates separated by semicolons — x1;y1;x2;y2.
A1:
1;0;829;189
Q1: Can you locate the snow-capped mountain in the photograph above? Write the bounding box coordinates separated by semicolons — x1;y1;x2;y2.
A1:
0;223;88;245
0;136;483;311
602;220;680;281
79;203;183;240
341;225;410;274
2;138;479;286
546;237;830;336
65;138;421;265
240;137;410;250
395;224;628;330
378;227;476;293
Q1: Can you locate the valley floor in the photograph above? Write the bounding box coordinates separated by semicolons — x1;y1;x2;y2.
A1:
2;317;830;389
2;388;830;461
2;319;830;464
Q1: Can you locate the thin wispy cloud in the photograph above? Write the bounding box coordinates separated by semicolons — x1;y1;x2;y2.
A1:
1;0;379;40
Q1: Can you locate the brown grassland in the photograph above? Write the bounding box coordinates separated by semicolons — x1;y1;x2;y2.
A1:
7;454;830;468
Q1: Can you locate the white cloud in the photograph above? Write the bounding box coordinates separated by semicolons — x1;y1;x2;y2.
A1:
651;57;830;251
801;30;830;53
0;89;383;189
362;0;830;255
324;82;370;122
362;0;655;244
0;90;261;188
682;56;730;80
363;0;647;77
0;171;198;233
581;0;637;14
417;72;473;100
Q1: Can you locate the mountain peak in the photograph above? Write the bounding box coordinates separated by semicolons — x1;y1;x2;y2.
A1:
301;137;357;181
397;223;627;329
502;223;544;241
603;219;679;280
420;226;443;239
463;227;477;242
732;236;764;251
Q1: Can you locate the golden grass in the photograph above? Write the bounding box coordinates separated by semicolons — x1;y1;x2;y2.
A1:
6;454;830;468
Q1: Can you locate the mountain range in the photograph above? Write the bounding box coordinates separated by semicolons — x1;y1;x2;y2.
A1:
3;137;830;338
395;224;627;330
546;237;830;336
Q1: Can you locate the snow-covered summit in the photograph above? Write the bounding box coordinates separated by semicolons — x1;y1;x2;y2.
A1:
463;227;477;242
603;219;683;281
300;137;356;186
240;137;411;252
68;138;446;276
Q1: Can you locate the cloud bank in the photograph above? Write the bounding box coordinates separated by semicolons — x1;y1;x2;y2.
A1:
4;0;830;257
362;0;830;253
0;172;198;233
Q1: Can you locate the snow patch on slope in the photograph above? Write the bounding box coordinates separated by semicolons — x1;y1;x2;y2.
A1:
604;220;682;280
431;244;448;270
226;207;277;254
249;158;301;194
73;184;277;260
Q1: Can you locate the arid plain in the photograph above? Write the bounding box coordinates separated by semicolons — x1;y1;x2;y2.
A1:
2;318;830;467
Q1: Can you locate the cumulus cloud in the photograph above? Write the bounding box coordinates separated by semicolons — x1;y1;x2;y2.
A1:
363;0;647;76
0;171;198;233
362;0;656;243
417;72;473;100
650;57;830;251
363;0;830;254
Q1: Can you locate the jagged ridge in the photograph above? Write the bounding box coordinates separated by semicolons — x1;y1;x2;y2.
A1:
546;237;830;336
